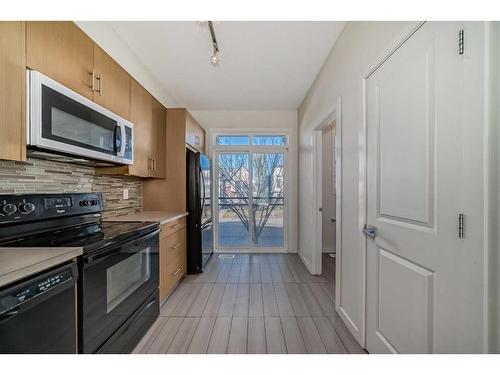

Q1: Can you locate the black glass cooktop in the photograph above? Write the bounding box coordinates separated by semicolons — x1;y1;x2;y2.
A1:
0;221;159;253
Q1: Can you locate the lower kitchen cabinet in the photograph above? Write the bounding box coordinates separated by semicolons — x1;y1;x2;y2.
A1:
159;217;187;302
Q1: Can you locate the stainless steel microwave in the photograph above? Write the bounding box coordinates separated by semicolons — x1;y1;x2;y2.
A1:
27;70;133;166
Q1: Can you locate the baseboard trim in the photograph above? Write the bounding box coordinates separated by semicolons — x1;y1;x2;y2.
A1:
298;251;314;274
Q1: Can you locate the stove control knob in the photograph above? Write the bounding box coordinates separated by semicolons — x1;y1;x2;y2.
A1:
2;203;17;215
18;202;36;214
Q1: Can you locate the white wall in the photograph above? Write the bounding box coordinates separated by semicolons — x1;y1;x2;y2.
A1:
190;110;298;253
491;21;500;353
322;124;336;253
297;21;421;345
76;21;179;108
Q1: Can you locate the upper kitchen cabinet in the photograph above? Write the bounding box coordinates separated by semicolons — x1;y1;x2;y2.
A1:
151;98;167;179
0;22;26;162
27;22;130;120
129;79;153;177
93;46;131;120
96;80;166;179
26;21;94;100
186;112;206;153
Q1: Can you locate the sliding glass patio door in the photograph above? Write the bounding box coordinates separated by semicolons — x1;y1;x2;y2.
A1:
216;146;286;251
251;152;285;247
217;152;251;247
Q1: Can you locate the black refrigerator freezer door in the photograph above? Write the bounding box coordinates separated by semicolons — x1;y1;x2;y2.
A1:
187;149;215;274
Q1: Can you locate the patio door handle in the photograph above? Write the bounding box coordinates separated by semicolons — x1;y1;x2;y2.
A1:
363;224;377;239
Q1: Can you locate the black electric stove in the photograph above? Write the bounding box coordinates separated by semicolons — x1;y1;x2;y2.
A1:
0;193;157;251
0;193;160;354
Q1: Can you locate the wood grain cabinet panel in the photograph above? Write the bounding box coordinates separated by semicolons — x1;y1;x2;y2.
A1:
0;21;26;162
143;108;190;212
151;98;166;179
159;222;187;302
26;21;94;100
93;45;130;120
128;79;153;177
163;217;187;237
186;112;205;153
160;228;186;270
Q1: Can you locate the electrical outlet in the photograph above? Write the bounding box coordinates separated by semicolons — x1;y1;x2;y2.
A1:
123;189;129;200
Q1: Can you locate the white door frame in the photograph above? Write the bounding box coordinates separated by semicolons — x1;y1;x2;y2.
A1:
311;97;343;276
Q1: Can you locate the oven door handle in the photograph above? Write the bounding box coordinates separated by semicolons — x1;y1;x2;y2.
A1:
84;228;160;266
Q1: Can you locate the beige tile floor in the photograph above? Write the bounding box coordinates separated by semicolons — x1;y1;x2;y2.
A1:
134;253;366;354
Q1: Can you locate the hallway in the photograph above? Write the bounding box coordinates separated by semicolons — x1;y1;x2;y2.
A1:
133;253;365;354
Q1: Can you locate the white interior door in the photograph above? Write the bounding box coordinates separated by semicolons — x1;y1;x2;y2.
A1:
365;22;485;353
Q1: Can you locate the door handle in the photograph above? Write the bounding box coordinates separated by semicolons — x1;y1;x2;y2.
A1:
88;70;95;92
363;224;377;239
172;268;182;276
95;73;103;96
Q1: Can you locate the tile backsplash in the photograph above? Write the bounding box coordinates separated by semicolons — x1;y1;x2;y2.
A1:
0;158;142;219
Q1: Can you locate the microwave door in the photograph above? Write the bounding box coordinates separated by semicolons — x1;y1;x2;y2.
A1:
28;70;133;165
113;124;126;158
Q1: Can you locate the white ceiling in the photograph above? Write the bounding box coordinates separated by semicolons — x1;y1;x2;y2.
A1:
107;21;345;110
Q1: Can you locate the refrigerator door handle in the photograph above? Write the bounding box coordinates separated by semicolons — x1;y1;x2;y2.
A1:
199;166;206;218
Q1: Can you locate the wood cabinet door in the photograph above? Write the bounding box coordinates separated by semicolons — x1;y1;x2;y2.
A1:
129;79;152;177
151;98;166;179
0;21;26;162
26;21;94;100
186;112;205;153
93;45;130;120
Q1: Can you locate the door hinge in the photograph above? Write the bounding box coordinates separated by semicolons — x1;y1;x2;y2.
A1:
458;29;464;55
458;213;465;238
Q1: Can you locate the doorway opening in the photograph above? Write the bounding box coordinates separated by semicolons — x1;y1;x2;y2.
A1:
322;122;337;256
311;97;342;289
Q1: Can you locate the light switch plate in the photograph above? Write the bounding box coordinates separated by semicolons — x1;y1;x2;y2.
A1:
123;189;129;200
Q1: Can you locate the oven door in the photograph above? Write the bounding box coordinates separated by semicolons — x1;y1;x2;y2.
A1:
28;70;133;165
80;228;159;353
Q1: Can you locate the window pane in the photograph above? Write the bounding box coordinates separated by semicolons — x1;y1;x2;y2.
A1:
216;135;250;146
252;135;286;146
217;152;250;247
252;152;285;247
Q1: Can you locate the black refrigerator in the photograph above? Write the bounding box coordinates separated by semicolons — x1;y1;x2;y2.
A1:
186;149;213;274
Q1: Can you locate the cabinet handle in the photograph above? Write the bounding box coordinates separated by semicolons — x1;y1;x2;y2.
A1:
171;224;179;229
89;70;95;92
152;158;156;171
172;268;182;276
172;242;182;249
95;73;103;96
